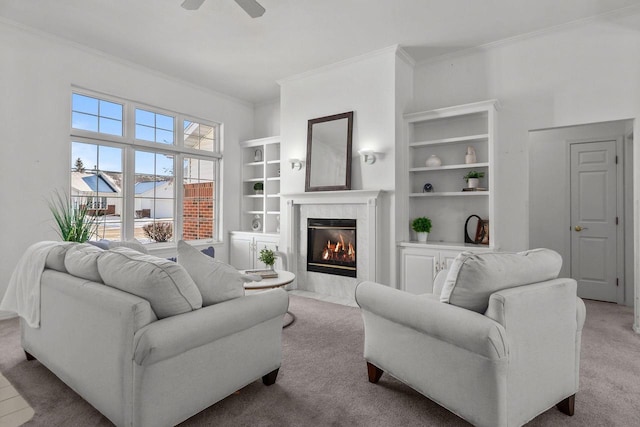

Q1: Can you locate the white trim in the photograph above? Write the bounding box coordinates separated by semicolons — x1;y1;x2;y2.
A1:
283;190;384;282
278;45;400;85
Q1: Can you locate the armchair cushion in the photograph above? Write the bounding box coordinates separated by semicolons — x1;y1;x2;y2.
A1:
64;243;103;282
440;248;562;313
45;242;76;273
98;247;202;319
177;240;246;306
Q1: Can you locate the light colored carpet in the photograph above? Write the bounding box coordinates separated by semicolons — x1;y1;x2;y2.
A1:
0;295;638;426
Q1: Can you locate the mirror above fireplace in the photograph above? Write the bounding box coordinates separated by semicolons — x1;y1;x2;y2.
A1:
305;111;354;192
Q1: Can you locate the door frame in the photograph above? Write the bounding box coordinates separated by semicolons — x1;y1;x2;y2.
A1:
567;136;625;304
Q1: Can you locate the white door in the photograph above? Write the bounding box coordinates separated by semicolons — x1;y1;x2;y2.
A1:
570;140;618;302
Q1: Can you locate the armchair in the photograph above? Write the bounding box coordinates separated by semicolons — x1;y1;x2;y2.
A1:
356;249;586;427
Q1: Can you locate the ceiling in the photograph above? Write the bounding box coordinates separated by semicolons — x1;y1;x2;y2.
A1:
2;0;640;103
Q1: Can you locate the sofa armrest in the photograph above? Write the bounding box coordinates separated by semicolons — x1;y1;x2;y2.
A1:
356;281;507;359
133;289;288;365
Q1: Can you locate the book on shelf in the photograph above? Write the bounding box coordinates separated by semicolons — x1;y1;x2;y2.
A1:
245;269;279;279
462;187;487;192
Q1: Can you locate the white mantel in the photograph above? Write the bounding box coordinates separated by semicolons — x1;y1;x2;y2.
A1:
282;190;384;301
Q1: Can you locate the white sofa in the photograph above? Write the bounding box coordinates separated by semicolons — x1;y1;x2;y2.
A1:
20;243;289;427
356;249;586;427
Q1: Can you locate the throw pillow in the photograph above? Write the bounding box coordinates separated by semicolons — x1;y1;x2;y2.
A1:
98;247;202;319
177;240;246;306
64;243;104;282
439;248;562;313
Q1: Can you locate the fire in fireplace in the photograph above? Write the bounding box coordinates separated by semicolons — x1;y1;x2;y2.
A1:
307;218;356;278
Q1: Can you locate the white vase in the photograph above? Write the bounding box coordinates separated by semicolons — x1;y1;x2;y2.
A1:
425;155;442;167
468;178;479;188
465;146;476;164
416;232;428;242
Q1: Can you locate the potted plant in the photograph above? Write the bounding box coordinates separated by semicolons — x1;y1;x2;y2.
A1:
253;182;264;195
463;170;485;189
48;190;98;242
411;217;432;243
259;248;277;270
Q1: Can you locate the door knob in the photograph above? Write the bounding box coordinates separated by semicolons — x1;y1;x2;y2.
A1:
574;225;588;232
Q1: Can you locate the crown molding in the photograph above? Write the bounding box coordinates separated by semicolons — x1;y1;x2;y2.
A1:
278;44;401;86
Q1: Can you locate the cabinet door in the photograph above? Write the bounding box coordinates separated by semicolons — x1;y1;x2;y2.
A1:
400;248;437;294
439;249;461;272
229;235;254;270
254;237;282;270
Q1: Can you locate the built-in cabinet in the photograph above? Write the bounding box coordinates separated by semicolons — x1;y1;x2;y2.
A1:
398;100;499;293
240;136;281;234
229;232;282;270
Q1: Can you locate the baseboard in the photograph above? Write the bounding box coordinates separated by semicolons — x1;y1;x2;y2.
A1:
0;311;17;321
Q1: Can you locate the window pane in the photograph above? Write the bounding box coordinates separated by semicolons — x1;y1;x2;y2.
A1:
136;109;155;127
183;120;216;152
72;112;98;133
72;94;98;115
99;117;122;136
135;150;175;244
135;151;155;174
156;129;174;144
71;142;123;242
99;101;122;120
156;114;174;131
135;109;175;145
72;94;123;136
182;157;216;241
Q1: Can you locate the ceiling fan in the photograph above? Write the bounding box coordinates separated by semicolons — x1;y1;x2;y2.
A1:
181;0;266;18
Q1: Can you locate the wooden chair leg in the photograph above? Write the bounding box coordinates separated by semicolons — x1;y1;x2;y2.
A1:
367;362;384;383
556;394;575;416
24;350;36;361
262;368;279;386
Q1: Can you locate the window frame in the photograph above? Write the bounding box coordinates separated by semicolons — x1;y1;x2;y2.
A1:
70;87;223;248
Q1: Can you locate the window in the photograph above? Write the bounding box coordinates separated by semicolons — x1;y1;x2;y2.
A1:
70;90;221;245
72;93;123;136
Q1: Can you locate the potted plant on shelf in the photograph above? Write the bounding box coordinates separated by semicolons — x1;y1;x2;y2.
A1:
463;171;485;189
253;182;264;195
259;248;277;270
411;217;432;243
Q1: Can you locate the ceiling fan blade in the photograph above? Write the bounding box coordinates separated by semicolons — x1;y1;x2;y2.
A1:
181;0;206;10
234;0;265;18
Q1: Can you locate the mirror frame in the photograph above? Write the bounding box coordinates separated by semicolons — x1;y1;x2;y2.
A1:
305;111;354;192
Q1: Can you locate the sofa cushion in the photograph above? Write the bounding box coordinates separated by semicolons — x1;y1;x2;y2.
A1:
89;239;148;254
439;249;562;313
98;247;202;319
45;242;77;273
64;243;104;282
177;240;246;306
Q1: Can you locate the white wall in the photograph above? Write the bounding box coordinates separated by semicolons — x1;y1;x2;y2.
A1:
412;12;640;325
279;47;402;286
0;21;253;311
254;99;280;137
529;120;633;305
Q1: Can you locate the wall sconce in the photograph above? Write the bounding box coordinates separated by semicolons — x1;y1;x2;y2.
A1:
289;158;303;171
358;150;382;165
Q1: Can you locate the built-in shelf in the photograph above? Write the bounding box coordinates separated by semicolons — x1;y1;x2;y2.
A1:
409;191;490;197
409;134;489;148
240;136;281;234
409;162;489;172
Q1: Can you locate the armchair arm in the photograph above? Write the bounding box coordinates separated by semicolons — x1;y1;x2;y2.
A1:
133;289;288;365
356;281;507;359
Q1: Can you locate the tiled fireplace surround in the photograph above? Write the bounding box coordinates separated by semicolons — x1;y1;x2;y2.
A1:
284;190;383;303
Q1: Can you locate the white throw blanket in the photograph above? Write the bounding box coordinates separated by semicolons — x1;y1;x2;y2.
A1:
0;241;69;328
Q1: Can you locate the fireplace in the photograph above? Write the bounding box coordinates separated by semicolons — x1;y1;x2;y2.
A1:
307;218;357;278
